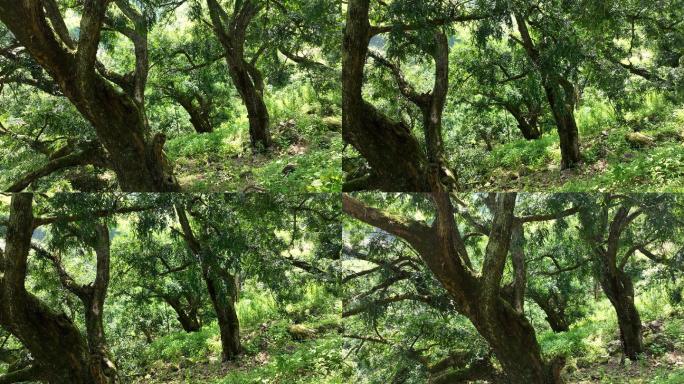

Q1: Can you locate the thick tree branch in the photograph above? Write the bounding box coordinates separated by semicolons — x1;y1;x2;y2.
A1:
368;50;426;106
480;193;517;302
516;206;580;223
31;244;86;298
342;194;431;247
4;142;108;193
0;364;44;384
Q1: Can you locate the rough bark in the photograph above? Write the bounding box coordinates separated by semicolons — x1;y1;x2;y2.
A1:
0;1;179;191
509;223;527;313
369;31;458;189
0;194;96;383
31;225;118;383
585;201;644;360
343;192;564;383
515;12;580;169
176;205;241;361
206;0;271;149
600;268;643;359
342;0;430;191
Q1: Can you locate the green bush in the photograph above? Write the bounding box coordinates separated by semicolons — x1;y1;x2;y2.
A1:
219;336;347;384
576;91;616;137
487;134;558;170
166;125;244;161
144;323;220;364
237;287;279;329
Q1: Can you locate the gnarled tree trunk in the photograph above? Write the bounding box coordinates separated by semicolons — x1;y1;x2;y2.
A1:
176;205;241;361
163;295;202;332
343;192;565;383
171;91;214;134
470;300;564;383
543;81;581;169
206;0;271;149
0;1;179;191
530;291;570;333
585;200;645;360
505;103;542;140
342;0;429;191
0;194;102;383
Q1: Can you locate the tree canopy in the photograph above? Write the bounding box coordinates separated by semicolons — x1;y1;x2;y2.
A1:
0;0;342;193
342;0;684;192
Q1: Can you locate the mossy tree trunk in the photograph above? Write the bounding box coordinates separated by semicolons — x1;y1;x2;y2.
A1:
0;194;117;383
206;0;271;150
343;190;565;383
176;205;241;361
0;1;179;191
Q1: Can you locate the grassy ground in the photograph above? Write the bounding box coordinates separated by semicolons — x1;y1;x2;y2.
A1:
537;286;684;383
468;94;684;192
135;284;348;384
167;115;342;193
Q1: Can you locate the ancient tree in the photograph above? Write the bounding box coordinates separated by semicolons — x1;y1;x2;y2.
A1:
0;1;180;191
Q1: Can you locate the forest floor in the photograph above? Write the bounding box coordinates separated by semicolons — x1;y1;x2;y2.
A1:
567;350;684;383
136;320;345;384
133;287;347;384
541;296;684;384
168;116;342;193
474;104;684;192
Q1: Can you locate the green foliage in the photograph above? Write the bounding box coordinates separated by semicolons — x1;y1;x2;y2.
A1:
166;126;244;161
145;324;220;364
236;287;279;329
576;91;617;137
486;134;558;170
221;336;347;384
539;300;618;362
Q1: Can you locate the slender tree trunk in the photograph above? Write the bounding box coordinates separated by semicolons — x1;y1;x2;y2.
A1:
599;269;643;359
206;0;272;150
83;298;118;383
228;61;271;148
203;273;240;361
543;82;581;169
175;205;241;361
514;12;580;169
589;202;645;360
